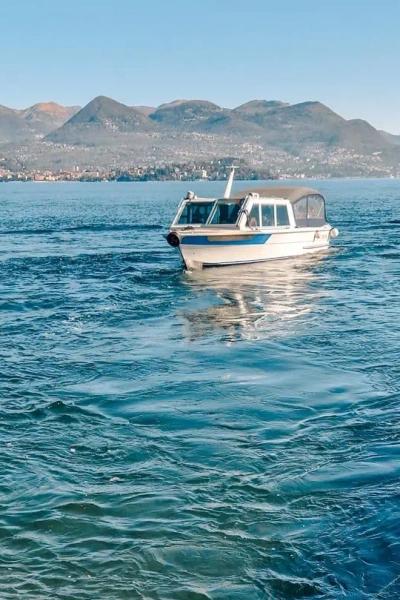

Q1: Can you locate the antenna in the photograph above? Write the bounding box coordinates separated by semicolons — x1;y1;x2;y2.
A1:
223;165;238;199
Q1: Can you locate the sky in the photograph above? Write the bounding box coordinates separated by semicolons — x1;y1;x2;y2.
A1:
2;0;400;133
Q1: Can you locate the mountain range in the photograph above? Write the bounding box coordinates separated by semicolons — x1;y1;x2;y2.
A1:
45;96;396;151
0;102;80;144
1;96;399;176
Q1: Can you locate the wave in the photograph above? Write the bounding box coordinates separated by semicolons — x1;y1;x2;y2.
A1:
0;223;163;236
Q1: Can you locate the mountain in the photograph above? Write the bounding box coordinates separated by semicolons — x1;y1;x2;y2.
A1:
342;118;390;151
0;105;34;144
147;98;393;153
241;100;347;145
134;105;156;116
379;130;400;146
0;101;80;143
46;96;154;144
149;100;224;128
149;99;264;136
195;111;264;136
46;96;394;153
235;99;290;111
233;100;390;152
234;100;290;117
1;95;399;176
20;102;80;135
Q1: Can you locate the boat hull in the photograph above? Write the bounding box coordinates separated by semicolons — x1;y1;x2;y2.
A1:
178;228;332;269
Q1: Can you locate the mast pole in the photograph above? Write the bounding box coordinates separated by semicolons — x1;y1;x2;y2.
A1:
223;165;237;199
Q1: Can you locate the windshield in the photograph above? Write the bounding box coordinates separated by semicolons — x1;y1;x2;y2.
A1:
293;194;326;227
177;201;214;225
209;200;242;225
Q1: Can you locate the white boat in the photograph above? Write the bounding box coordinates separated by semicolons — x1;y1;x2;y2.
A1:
166;167;339;270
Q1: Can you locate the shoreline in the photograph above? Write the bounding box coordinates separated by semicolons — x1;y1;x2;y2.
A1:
1;175;399;183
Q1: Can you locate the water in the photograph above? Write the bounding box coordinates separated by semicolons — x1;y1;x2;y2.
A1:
0;179;399;599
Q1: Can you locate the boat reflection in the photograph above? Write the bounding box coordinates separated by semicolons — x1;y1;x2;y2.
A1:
181;254;327;342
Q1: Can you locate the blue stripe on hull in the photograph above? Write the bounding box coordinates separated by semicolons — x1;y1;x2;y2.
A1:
180;234;270;246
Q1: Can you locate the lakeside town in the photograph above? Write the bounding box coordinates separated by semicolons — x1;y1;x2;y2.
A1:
1;154;399;183
0;159;276;183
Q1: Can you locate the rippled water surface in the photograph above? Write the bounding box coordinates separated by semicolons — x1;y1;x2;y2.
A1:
1;179;400;599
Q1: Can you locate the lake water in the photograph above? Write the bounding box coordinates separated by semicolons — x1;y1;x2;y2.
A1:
1;179;400;599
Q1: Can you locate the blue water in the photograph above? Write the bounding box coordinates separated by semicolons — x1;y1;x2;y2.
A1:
1;179;400;599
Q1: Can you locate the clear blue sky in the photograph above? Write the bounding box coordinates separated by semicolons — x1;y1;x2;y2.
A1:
2;0;399;132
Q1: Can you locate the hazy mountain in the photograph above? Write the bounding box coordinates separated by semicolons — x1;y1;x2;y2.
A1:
148;99;264;136
20;102;80;135
236;99;290;111
232;100;390;152
47;96;155;144
0;105;34;144
0;101;80;143
251;101;347;144
342;118;390;151
379;130;400;145
2;95;399;176
197;111;265;136
149;100;224;128
234;99;290;116
134;105;156;116
141;98;393;153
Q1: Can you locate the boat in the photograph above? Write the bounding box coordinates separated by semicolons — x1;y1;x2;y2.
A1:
166;167;339;270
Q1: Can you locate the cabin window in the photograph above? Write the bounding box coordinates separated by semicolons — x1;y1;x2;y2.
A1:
261;204;275;227
307;195;326;225
276;205;290;226
293;198;308;226
293;195;326;227
210;200;241;225
178;202;214;225
248;203;260;227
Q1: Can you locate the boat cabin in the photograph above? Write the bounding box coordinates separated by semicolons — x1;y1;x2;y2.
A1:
171;187;327;231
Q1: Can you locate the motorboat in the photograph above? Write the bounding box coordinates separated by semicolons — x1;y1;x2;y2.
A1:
166;167;339;270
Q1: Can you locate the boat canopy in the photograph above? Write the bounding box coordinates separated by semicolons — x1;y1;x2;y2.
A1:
231;186;320;203
174;186;327;228
232;186;327;227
